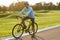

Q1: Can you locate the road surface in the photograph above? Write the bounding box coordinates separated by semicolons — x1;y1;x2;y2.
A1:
0;24;60;40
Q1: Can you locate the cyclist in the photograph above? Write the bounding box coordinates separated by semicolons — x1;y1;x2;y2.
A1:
16;1;35;32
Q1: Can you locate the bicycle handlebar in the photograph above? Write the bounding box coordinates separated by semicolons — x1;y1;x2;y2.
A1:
16;16;30;22
16;16;22;20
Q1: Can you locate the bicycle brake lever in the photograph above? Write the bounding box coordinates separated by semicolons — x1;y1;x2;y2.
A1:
16;16;19;20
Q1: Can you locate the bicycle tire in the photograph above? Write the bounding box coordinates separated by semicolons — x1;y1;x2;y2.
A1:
28;23;38;35
12;24;24;39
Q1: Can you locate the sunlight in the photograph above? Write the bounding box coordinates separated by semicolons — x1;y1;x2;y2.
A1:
0;0;17;6
0;0;60;6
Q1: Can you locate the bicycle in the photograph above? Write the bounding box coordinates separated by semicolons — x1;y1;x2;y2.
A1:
12;16;38;40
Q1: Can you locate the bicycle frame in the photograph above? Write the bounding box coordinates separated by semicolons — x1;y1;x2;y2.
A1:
12;16;39;40
16;16;31;22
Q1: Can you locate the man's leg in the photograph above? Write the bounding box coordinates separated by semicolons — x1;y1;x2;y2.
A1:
21;17;29;29
31;18;35;34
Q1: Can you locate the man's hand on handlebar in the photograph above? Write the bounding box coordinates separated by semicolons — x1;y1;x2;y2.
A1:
16;15;26;20
23;15;25;18
16;15;19;20
16;15;23;20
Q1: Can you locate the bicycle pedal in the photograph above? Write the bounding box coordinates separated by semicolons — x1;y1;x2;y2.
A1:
25;29;29;33
23;27;27;29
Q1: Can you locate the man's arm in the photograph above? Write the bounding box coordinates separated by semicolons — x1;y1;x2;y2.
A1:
25;7;32;17
17;7;26;16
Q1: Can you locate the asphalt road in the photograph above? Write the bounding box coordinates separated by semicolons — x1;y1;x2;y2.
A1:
0;24;60;40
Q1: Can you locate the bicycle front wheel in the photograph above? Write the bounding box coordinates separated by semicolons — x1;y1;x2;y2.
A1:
12;24;24;39
28;23;38;35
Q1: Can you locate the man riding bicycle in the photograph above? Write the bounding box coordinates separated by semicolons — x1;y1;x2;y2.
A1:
16;1;35;32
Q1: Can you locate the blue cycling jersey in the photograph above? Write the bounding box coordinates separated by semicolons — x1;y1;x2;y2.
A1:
18;6;35;18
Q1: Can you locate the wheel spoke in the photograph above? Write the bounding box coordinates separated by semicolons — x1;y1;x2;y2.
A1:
29;23;38;35
12;24;24;38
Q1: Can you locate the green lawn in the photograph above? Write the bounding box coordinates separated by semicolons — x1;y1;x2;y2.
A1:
0;10;60;37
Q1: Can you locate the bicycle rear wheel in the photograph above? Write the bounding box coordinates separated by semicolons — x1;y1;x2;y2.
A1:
28;23;38;35
12;24;24;39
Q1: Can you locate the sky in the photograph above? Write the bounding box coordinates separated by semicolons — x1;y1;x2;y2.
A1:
0;0;60;6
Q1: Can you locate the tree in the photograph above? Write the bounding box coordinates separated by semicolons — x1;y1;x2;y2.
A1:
14;1;25;11
32;2;43;10
1;5;7;12
0;6;2;11
57;2;60;10
8;2;15;11
48;2;54;10
8;1;25;11
43;2;48;10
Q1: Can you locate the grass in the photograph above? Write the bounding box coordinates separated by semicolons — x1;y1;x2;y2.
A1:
0;10;60;37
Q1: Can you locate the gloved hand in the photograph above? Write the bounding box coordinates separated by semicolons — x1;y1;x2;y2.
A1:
16;15;19;20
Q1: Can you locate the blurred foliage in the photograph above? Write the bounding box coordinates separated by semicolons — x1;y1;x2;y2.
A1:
0;1;60;12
